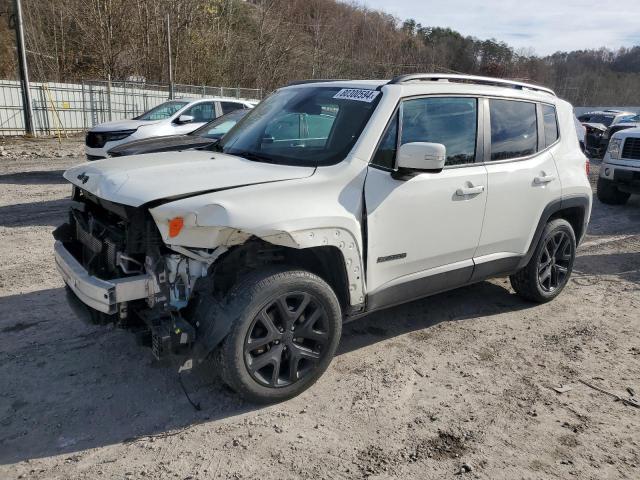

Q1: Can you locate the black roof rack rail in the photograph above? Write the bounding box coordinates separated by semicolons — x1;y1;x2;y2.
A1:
388;73;556;96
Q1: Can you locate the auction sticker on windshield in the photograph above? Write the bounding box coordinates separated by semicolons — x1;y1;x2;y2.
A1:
333;89;380;103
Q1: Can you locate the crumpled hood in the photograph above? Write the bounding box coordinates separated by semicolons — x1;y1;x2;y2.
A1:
89;119;160;132
64;150;315;207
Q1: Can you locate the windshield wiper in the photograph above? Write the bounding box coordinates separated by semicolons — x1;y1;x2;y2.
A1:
204;140;223;152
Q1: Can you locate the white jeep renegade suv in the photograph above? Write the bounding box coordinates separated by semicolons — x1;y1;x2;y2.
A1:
54;74;592;403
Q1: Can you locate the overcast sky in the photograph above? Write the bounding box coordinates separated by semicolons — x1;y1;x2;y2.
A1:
356;0;640;55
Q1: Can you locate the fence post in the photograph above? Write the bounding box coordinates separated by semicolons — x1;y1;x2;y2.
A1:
13;0;35;135
123;81;127;118
107;74;113;121
81;81;87;130
39;84;50;136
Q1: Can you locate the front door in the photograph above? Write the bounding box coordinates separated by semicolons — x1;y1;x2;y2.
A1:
365;96;488;308
172;101;216;134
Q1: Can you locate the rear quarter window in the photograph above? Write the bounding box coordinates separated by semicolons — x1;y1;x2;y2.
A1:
542;104;559;148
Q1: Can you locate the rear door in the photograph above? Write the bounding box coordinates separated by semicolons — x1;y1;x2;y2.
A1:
473;98;561;274
365;96;488;305
220;101;248;116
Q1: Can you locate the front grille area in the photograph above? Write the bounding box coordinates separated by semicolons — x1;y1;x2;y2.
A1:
86;131;107;148
65;190;163;278
70;206;127;277
622;137;640;160
86;129;136;148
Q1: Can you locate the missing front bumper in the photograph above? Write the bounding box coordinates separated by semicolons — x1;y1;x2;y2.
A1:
54;240;159;314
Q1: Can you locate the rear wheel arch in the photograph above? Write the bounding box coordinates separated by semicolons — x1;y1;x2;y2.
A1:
549;205;586;243
518;195;589;270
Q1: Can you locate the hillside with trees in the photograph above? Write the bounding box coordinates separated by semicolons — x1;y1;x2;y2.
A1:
1;0;639;105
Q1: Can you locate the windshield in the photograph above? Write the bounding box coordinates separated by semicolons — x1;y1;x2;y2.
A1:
622;114;640;123
580;114;616;127
190;110;249;139
218;86;381;166
137;100;189;121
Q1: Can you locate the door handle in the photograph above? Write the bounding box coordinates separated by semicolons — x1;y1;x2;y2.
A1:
534;174;556;185
456;185;485;196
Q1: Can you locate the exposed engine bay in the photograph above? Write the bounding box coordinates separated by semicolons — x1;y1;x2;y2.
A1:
53;187;221;359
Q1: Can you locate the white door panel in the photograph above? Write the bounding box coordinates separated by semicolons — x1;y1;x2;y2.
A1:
476;151;560;257
171;122;206;135
365;165;488;293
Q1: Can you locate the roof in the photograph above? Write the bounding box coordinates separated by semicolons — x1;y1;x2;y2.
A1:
286;79;387;89
286;74;556;98
173;96;255;103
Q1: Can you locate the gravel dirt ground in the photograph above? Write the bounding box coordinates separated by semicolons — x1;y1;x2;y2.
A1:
0;137;638;480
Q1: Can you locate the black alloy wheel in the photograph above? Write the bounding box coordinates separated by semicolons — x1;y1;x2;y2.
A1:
537;230;573;293
510;218;576;303
244;292;329;388
212;268;342;403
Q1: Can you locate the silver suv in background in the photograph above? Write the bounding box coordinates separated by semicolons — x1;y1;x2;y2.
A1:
85;98;255;160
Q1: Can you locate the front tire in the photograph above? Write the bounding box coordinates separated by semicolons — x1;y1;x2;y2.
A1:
216;268;342;403
510;218;576;303
597;177;630;205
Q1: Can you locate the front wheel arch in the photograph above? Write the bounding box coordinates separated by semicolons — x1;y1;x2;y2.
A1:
191;241;352;359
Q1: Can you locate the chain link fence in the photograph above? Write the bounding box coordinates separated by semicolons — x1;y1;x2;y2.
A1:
0;79;263;136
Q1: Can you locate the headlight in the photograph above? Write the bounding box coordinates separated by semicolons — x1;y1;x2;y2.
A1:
608;138;622;159
107;129;138;141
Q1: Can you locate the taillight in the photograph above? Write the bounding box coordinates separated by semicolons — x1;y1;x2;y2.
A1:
585;159;590;176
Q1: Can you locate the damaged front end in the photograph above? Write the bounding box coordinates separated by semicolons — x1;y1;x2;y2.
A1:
53;187;222;360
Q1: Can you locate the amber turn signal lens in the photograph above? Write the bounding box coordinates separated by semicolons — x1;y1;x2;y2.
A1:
168;217;184;238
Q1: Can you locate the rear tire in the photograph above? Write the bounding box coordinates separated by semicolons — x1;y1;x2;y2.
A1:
215;268;342;403
510;219;576;303
597;177;630;205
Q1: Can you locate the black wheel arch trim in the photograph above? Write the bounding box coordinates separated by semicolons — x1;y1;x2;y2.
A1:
515;194;590;271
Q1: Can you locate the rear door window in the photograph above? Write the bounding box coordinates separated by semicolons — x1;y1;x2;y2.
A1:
489;99;538;161
263;110;337;149
220;102;246;114
265;113;303;141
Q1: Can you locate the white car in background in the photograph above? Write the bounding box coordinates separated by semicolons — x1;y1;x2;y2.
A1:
607;113;640;139
85;98;255;160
